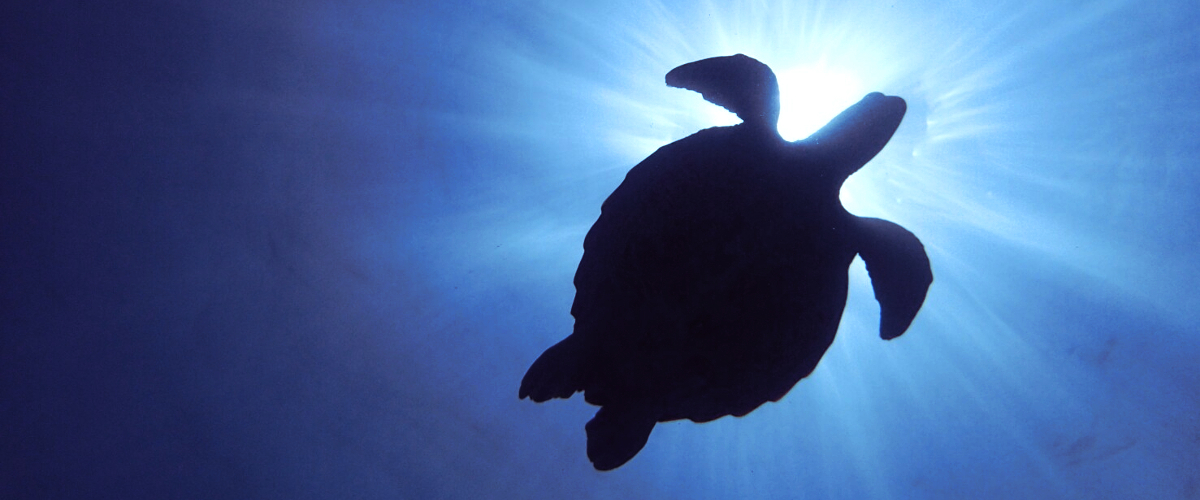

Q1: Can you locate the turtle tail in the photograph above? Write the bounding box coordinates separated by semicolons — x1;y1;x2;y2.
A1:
519;334;589;402
585;404;657;471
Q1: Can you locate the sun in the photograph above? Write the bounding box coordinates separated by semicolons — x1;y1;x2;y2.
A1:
775;64;866;142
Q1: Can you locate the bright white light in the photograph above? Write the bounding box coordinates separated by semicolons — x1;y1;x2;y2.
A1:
776;65;866;141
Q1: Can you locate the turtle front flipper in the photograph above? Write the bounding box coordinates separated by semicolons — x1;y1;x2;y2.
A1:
854;217;933;340
665;54;781;130
808;92;907;181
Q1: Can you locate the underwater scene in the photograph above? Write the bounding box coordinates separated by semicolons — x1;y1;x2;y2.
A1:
4;0;1198;498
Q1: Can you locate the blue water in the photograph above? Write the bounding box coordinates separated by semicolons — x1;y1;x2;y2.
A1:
4;0;1199;498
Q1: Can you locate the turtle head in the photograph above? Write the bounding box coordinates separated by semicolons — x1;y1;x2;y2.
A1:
666;54;780;131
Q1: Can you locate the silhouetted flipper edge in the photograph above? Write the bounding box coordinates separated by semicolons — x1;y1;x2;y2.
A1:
855;217;933;340
519;334;587;402
664;54;779;127
806;92;907;180
585;405;657;471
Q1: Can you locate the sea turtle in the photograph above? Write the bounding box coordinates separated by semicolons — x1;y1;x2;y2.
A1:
519;54;933;470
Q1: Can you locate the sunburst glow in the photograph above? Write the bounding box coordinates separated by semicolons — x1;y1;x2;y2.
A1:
777;64;866;141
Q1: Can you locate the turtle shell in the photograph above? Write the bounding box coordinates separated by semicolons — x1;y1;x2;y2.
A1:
570;122;857;422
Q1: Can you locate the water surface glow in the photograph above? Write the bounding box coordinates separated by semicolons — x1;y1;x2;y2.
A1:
6;0;1199;498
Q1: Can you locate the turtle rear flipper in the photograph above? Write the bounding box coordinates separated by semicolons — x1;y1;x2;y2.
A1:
586;405;657;471
519;334;589;402
855;217;933;340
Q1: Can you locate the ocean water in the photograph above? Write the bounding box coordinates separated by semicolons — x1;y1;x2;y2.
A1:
3;0;1198;498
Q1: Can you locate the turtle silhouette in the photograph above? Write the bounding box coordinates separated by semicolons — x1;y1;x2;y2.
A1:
519;54;933;471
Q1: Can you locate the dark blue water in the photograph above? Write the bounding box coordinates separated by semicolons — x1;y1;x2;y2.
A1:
4;0;1198;498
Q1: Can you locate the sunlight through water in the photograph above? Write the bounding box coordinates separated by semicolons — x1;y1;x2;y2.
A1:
777;64;865;141
9;0;1200;499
